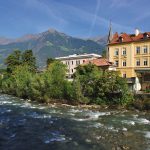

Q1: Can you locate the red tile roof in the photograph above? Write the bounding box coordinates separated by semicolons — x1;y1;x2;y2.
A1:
109;32;150;45
84;58;113;67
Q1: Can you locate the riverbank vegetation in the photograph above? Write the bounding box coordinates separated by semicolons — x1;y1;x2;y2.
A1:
0;50;134;106
131;94;150;110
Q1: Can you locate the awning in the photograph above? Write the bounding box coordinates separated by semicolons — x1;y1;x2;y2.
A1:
135;68;150;73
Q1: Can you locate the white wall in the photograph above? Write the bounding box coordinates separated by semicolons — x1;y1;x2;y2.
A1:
61;57;98;77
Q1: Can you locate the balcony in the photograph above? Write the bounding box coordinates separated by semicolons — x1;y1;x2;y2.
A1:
121;55;127;58
113;55;119;58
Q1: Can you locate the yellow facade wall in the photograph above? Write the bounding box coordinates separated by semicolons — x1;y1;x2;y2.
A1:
108;40;150;78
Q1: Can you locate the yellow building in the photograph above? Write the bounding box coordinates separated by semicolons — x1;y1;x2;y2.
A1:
108;29;150;91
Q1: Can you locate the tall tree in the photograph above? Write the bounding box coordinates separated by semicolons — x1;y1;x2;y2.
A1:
46;61;67;99
46;58;55;68
22;50;36;71
5;50;22;73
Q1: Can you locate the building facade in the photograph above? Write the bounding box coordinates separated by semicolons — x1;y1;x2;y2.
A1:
108;30;150;91
55;53;101;78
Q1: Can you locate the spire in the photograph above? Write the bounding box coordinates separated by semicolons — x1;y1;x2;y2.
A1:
107;21;113;44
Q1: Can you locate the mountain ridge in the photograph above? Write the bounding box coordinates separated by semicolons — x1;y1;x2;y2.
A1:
0;29;106;67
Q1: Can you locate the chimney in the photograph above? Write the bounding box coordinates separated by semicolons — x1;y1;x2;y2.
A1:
135;28;140;36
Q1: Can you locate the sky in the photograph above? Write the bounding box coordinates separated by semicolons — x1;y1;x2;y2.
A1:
0;0;150;38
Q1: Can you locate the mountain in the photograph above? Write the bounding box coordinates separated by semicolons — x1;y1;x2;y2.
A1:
0;37;14;45
0;29;105;67
88;35;108;45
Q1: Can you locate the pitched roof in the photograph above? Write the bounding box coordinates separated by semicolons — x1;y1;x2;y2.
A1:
84;58;113;67
109;32;150;45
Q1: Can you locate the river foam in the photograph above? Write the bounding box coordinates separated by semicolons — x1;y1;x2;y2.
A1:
144;131;150;139
28;112;52;119
135;118;150;125
72;111;111;121
121;120;135;126
90;122;103;128
43;131;66;144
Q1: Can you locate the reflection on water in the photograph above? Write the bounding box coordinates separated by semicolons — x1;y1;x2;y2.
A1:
0;94;150;150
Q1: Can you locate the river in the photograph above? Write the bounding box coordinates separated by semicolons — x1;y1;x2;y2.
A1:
0;94;150;150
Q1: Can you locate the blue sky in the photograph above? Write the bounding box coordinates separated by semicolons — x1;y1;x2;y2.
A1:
0;0;150;38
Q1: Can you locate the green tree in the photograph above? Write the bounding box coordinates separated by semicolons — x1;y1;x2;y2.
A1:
1;76;16;94
5;50;22;73
46;61;67;99
46;58;55;68
75;64;133;105
74;64;103;103
22;50;36;72
29;73;49;102
93;71;133;105
72;76;85;103
1;52;133;106
12;65;34;98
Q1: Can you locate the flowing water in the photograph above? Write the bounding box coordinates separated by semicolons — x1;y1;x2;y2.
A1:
0;94;150;150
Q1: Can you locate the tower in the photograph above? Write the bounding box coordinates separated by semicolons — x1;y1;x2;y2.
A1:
107;21;113;43
107;21;113;60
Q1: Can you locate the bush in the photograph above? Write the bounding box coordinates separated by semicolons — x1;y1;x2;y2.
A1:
74;64;133;105
0;51;134;106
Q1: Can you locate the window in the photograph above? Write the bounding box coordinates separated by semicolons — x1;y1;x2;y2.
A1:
115;60;119;67
144;74;150;81
123;73;126;78
136;46;140;54
122;60;126;66
136;59;140;66
71;69;74;73
143;46;148;54
115;49;119;56
122;48;126;55
66;61;69;65
76;60;80;65
83;60;85;63
119;37;123;42
72;61;73;65
144;59;148;66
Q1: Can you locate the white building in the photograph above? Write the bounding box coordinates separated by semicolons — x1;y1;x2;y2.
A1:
55;53;102;78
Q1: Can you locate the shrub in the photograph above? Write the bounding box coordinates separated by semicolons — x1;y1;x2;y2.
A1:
75;64;133;105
